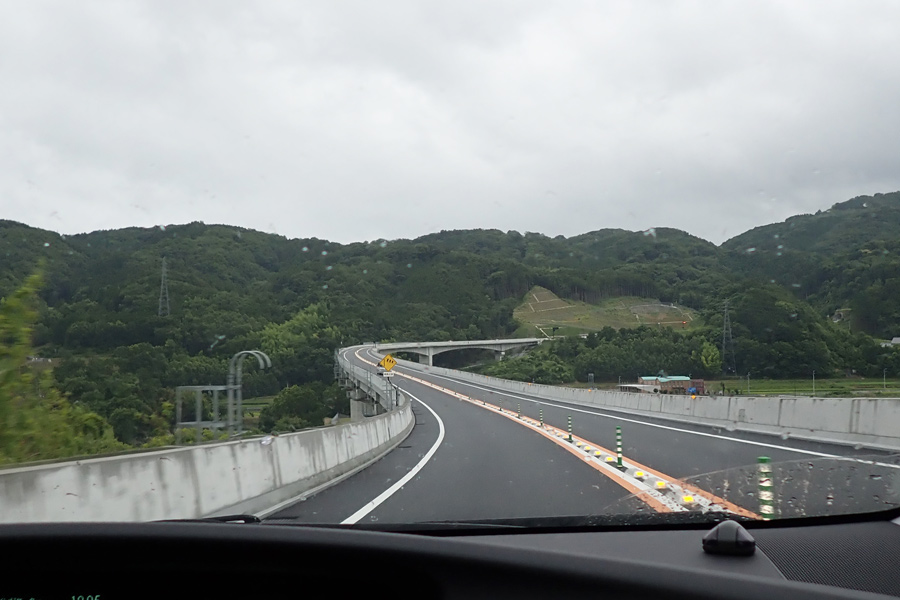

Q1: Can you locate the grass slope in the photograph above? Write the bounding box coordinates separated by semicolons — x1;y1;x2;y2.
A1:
513;286;696;336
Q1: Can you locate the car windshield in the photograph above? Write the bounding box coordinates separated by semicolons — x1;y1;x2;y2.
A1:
2;1;900;528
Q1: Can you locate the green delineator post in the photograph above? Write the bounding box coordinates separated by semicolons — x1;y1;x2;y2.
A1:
616;426;623;469
540;409;544;428
567;416;572;442
758;456;774;520
517;403;521;418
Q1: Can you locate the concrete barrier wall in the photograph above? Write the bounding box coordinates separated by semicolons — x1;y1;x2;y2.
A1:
393;357;900;451
0;350;412;523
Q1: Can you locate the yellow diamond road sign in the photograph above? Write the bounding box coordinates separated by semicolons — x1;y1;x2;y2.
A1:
378;354;397;372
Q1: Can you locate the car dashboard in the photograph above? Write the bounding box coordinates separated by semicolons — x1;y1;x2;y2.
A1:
2;512;900;600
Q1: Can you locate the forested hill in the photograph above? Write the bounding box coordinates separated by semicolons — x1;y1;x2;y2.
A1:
2;190;900;347
1;191;899;454
722;191;900;338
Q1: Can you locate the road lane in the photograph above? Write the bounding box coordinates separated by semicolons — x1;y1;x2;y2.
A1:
269;347;899;523
373;351;898;516
268;350;643;523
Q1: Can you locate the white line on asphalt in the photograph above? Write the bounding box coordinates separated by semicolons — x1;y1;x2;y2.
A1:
360;348;900;474
358;349;842;459
340;387;445;525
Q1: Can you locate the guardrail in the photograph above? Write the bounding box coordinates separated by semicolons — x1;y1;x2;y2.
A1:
0;347;413;523
390;356;900;451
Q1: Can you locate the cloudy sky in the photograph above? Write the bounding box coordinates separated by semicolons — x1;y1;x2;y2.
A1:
2;1;899;245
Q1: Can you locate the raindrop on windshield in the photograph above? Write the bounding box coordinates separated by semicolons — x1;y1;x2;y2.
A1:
642;228;656;238
853;443;864;450
791;283;801;288
362;269;368;274
302;246;308;252
725;423;736;432
780;432;791;440
321;284;328;289
869;474;883;481
321;250;328;256
159;225;166;231
379;241;388;248
407;263;412;268
745;247;756;254
826;493;834;506
326;265;333;271
43;242;50;247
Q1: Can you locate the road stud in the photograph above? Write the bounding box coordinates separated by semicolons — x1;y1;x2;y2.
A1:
681;495;699;509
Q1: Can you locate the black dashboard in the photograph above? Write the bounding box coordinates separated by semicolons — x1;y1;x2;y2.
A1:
3;512;900;600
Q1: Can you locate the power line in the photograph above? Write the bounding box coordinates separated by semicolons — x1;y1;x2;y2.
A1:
158;257;170;317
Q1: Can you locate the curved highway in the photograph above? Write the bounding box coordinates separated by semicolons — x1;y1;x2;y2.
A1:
267;346;896;524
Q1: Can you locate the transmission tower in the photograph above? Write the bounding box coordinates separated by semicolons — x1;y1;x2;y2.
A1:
721;301;736;374
158;257;170;317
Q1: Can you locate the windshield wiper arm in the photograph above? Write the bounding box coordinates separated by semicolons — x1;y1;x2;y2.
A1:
155;514;262;524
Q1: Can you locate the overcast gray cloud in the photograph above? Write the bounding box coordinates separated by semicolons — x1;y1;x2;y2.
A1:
2;0;900;244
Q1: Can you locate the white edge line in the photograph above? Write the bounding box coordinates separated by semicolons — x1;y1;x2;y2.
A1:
339;388;445;525
372;351;840;459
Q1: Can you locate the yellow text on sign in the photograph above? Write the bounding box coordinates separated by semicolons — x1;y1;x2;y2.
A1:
378;354;397;372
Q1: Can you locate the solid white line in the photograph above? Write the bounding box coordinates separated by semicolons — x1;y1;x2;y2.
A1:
339;388;445;525
367;348;900;470
388;360;841;458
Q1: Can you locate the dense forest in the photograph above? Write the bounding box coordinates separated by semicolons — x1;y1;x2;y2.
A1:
1;191;899;462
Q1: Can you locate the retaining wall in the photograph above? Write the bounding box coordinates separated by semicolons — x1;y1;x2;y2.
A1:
396;358;900;451
0;348;412;523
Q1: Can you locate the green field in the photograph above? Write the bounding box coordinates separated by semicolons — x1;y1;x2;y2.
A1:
513;286;697;337
241;395;276;429
562;378;900;397
703;377;900;397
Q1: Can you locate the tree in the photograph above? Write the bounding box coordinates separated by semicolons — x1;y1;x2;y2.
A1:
699;342;722;375
0;272;124;464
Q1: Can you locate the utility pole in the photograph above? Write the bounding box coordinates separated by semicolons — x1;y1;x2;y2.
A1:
158;257;170;317
721;301;736;375
812;370;816;396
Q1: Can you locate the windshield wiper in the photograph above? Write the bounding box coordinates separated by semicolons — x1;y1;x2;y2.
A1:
261;511;751;536
155;514;262;524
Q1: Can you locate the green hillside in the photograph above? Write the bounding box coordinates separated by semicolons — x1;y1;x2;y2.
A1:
2;190;900;460
723;192;900;338
513;287;696;336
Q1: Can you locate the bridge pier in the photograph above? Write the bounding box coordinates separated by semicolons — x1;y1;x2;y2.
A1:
418;347;434;366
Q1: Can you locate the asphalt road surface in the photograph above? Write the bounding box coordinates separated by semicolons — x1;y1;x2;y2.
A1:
267;347;899;524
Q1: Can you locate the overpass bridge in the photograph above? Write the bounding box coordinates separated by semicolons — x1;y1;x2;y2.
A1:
374;337;546;366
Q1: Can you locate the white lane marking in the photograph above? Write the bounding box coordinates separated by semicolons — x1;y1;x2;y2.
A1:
366;349;900;471
340;388;445;525
362;352;838;459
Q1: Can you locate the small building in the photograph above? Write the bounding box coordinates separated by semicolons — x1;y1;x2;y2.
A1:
638;376;705;395
881;337;900;348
